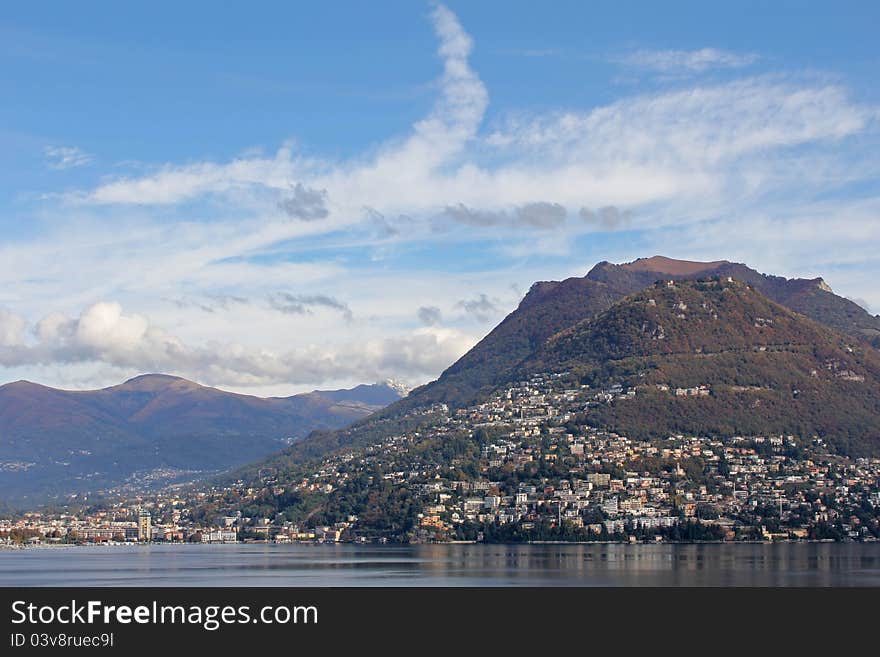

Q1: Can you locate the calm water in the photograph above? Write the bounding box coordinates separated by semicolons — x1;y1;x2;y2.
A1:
1;543;879;586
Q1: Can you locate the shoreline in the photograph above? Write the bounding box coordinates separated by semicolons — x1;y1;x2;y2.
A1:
2;537;870;551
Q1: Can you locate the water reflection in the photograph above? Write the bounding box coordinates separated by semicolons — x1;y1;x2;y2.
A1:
410;543;880;586
1;543;879;587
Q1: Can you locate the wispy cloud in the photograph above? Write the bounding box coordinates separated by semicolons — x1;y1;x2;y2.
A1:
64;26;871;224
615;48;759;74
579;206;633;231
44;145;93;170
485;77;870;175
417;305;443;326
74;4;488;211
170;294;250;314
516;48;564;58
457;294;500;322
443;202;567;229
268;293;353;321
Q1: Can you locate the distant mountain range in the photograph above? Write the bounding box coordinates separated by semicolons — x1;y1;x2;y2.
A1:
0;374;404;504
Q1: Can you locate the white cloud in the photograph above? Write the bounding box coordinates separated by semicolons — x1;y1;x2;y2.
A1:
44;145;94;170
615;48;759;74
59;6;873;230
485;78;869;167
0;301;475;389
82;145;297;205
76;4;488;212
0;309;26;347
73;75;872;232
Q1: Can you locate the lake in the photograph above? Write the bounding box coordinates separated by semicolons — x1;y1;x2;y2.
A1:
2;542;879;586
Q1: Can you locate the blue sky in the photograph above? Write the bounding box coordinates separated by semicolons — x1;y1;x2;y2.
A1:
1;1;879;394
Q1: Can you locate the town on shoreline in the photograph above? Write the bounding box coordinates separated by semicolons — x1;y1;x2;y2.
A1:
4;373;880;548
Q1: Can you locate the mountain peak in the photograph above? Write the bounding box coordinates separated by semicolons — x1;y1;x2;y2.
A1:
310;380;406;407
619;255;730;276
388;256;880;417
816;278;834;293
120;373;197;391
381;378;411;396
0;379;50;392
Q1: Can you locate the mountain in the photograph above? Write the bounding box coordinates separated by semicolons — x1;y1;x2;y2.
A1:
237;257;880;483
522;278;880;456
0;374;403;503
395;256;880;412
591;256;880;348
196;276;880;545
396;276;623;411
312;380;407;407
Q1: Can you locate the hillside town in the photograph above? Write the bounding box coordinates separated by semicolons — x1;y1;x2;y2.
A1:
4;373;880;547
